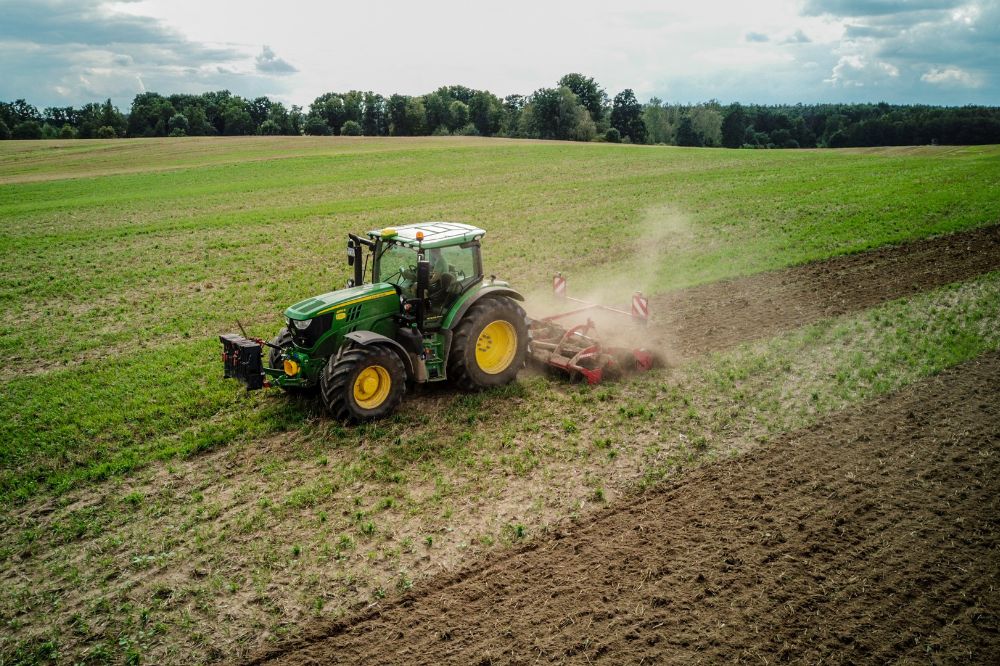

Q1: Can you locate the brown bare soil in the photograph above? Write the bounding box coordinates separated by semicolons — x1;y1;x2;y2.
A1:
656;223;1000;358
251;352;1000;665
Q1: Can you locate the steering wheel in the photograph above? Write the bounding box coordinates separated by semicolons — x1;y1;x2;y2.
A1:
401;264;417;281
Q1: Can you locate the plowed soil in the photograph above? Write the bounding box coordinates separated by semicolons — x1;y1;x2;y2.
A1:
658;223;1000;357
252;352;1000;665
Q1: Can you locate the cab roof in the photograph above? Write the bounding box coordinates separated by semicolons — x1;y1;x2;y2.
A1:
367;221;486;249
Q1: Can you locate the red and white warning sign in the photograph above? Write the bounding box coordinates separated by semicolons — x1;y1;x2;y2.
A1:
553;272;567;299
631;291;649;323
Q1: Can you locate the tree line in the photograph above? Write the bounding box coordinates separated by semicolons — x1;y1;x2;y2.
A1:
3;73;999;147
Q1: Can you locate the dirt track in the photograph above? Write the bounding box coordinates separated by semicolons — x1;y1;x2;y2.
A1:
658;224;1000;357
251;352;1000;664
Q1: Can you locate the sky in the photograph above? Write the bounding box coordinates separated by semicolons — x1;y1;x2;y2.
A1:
1;0;998;110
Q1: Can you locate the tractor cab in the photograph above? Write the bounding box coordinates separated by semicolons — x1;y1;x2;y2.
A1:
351;222;486;328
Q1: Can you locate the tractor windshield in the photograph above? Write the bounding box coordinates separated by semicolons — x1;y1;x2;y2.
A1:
377;242;419;295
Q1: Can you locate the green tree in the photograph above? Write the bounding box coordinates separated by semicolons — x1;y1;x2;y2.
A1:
642;98;677;144
558;73;607;125
44;106;77;128
362;92;386;136
259;119;281;135
288;105;305;135
303;116;331;135
222;102;253;135
610;89;647;143
12;120;42;139
340;120;362;136
690;104;722;147
59;123;77;139
404;97;427;135
343;91;364;125
468;90;502;136
183;106;214;136
448;100;469;131
310;93;347;135
247;97;271;128
0;119;9;140
675;116;699;146
127;93;174;137
96;125;117;139
721;103;746;148
501;95;525;136
387;94;410;136
168;113;190;135
519;87;593;141
423;91;451;133
605;127;621;143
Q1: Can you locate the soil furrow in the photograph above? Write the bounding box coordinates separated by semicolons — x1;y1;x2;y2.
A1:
250;352;1000;665
655;223;1000;357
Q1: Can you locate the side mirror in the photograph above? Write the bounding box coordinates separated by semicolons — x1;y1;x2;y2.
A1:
347;242;356;266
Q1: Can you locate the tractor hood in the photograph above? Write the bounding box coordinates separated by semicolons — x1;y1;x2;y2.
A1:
284;283;398;321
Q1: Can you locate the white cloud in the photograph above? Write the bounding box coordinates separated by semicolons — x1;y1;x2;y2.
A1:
255;45;296;75
0;0;996;108
825;54;900;86
921;66;982;86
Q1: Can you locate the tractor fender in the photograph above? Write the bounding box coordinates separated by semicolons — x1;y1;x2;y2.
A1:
443;285;525;331
342;331;415;379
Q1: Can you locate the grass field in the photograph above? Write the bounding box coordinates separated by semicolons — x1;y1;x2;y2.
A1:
1;136;998;663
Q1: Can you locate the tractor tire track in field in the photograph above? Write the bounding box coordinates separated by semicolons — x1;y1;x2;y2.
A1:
250;352;1000;665
656;223;1000;358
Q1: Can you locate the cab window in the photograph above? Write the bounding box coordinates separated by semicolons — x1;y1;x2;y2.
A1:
377;243;418;294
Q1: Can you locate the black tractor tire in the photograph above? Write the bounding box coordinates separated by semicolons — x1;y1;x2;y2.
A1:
448;296;528;391
320;345;406;422
269;328;314;395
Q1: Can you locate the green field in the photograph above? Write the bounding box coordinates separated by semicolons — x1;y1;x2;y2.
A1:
1;136;998;663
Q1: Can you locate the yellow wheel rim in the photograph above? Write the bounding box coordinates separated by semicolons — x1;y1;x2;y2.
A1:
353;365;391;409
475;320;517;374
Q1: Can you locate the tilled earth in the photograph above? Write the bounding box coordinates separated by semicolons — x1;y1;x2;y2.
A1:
252;353;1000;664
657;223;1000;357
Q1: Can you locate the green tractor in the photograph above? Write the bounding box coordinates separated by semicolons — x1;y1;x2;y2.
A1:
220;222;528;421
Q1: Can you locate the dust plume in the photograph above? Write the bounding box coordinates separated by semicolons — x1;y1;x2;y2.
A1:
522;204;702;369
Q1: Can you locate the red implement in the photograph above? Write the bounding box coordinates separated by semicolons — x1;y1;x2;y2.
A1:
528;318;654;384
527;272;654;384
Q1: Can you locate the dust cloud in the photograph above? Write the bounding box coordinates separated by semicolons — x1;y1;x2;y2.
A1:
522;204;701;369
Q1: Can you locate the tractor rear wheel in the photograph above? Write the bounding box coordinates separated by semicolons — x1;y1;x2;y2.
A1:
270;328;314;394
320;345;406;422
448;297;528;390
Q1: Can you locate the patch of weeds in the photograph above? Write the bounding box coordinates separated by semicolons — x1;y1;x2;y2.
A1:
502;523;527;543
122;491;144;508
284;478;337;509
561;418;578;434
359;521;376;537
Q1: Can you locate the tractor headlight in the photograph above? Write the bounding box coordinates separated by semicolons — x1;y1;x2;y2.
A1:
291;318;312;331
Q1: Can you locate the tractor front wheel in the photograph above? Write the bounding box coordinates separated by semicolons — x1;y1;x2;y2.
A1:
320;346;406;422
448;296;528;390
